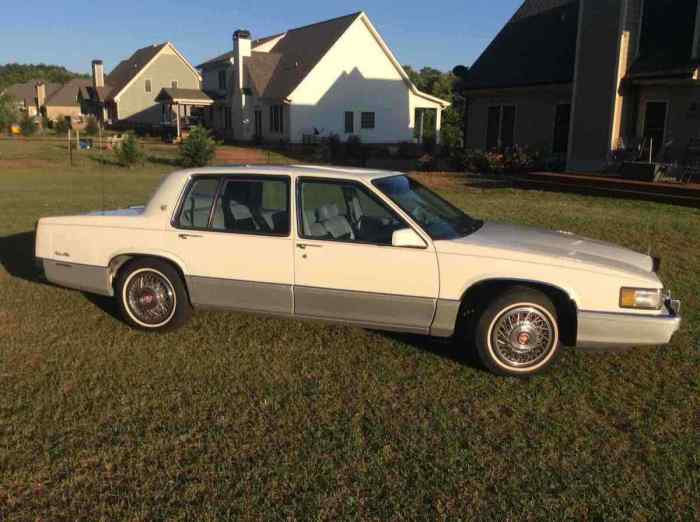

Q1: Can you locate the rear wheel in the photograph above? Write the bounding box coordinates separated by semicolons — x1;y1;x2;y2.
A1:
474;287;561;377
116;258;192;332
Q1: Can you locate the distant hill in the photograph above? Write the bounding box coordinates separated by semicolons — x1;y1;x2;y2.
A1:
0;63;89;91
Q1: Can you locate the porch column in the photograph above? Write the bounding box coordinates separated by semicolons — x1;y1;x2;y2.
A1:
418;109;425;144
435;108;442;145
176;104;182;140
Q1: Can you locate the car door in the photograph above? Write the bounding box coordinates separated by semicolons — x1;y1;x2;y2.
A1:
165;174;294;315
293;177;439;334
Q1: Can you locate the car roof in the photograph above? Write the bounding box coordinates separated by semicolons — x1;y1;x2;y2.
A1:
169;164;404;183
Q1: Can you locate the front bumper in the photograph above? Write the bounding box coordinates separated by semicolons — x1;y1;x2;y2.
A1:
577;298;681;349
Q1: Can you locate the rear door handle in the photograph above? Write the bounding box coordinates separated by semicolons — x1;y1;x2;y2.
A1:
179;233;203;240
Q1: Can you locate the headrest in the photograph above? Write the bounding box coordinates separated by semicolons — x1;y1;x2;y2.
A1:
230;202;252;220
317;203;339;221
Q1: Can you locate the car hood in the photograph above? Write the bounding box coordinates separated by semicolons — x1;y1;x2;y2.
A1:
437;221;655;276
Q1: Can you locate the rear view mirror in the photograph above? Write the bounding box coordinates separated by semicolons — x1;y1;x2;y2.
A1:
392;228;427;249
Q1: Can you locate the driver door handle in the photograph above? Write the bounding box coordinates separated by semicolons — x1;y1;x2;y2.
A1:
297;243;323;250
179;233;203;240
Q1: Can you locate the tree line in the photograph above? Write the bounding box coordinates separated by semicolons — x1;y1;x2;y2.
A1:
0;63;88;91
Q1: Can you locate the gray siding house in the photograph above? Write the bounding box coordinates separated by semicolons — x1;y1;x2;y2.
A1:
79;42;203;127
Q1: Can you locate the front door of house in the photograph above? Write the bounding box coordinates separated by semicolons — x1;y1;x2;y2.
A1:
643;102;668;159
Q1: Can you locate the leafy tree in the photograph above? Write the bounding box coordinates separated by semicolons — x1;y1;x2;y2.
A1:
84;115;99;136
114;132;144;168
0;63;89;91
178;126;217;167
0;93;19;132
53;116;71;135
19;113;37;136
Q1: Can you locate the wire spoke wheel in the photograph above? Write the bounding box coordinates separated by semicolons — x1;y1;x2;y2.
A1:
490;306;555;369
125;269;176;327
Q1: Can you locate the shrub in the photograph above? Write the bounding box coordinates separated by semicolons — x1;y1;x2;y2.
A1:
440;125;463;154
327;133;342;161
453;147;543;173
84;116;99;136
0;93;19;133
114;132;144;168
178;126;217;168
19;113;38;136
53;116;71;135
346;135;363;159
398;141;423;159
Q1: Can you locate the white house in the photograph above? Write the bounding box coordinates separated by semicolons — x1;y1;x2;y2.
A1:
197;12;449;144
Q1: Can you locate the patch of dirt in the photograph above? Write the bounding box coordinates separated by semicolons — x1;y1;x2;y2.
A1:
214;147;268;164
0;159;54;169
0;310;19;330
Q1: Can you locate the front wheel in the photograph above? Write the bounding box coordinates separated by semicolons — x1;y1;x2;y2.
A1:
116;258;192;332
474;287;561;377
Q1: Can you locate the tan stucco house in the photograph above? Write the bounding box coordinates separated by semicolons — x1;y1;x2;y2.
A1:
79;42;203;127
197;12;449;144
3;79;88;122
461;0;700;171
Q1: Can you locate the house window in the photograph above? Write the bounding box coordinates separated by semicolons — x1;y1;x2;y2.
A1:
345;111;354;133
171;80;178;89
486;105;516;150
269;105;284;134
361;112;375;129
145;79;152;93
218;70;227;91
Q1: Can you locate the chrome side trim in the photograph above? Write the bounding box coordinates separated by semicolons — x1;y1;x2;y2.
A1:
187;276;293;315
41;259;113;297
430;299;461;338
577;309;681;349
294;286;436;332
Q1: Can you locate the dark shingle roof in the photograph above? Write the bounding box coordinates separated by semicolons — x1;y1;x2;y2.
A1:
46;78;92;107
198;12;362;99
155;88;213;103
3;81;61;106
628;0;698;78
105;43;168;101
463;0;579;90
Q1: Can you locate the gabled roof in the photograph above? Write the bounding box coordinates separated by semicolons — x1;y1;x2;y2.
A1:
197;12;363;99
46;78;92;107
628;0;698;79
462;0;579;90
3;81;61;106
104;43;168;101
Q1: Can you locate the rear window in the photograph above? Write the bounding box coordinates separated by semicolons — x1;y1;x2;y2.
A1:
177;178;219;228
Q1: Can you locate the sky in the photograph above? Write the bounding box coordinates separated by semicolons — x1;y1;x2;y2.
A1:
1;0;522;74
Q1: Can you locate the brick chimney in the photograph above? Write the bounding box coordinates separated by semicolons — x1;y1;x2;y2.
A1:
35;82;46;110
92;60;105;90
233;29;251;91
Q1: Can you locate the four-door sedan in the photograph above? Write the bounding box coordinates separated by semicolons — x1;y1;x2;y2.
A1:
35;166;681;376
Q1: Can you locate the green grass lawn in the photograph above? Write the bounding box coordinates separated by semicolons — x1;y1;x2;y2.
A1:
1;139;698;520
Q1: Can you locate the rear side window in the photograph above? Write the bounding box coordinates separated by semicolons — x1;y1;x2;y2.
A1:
211;178;290;236
177;178;219;228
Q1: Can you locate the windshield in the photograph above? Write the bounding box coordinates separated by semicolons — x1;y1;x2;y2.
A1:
373;175;483;240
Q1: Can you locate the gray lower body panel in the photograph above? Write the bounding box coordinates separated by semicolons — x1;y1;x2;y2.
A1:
294;286;436;335
187;276;293;316
430;299;461;338
41;259;113;297
577;309;681;349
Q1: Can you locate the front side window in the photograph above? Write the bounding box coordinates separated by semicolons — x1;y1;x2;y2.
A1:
373;175;483;241
486;105;516;150
345;111;354;133
269;105;284;133
177;178;219;228
299;179;406;246
211;177;290;236
361;112;375;129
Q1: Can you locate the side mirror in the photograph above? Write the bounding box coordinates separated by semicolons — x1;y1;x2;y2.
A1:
392;228;427;249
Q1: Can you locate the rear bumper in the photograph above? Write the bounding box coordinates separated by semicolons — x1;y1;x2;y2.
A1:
576;300;681;349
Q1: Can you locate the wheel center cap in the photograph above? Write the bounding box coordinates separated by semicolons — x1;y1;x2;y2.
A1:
139;291;157;308
517;332;531;345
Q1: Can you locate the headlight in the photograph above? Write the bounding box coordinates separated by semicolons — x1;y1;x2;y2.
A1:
620;288;663;310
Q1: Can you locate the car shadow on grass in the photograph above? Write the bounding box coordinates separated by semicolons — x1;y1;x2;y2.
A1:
0;231;44;283
376;331;485;372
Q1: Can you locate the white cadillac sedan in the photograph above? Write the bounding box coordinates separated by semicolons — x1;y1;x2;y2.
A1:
35;166;681;376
